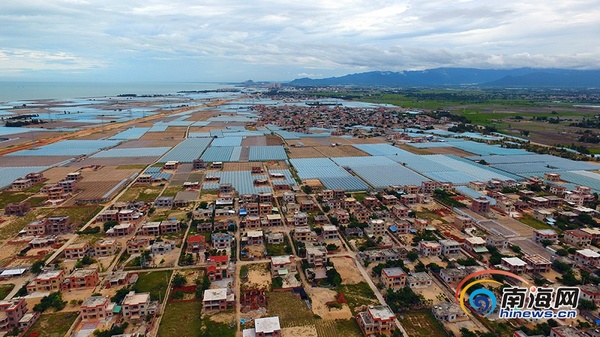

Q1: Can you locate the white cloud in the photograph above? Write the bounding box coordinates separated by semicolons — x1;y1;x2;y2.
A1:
0;0;599;80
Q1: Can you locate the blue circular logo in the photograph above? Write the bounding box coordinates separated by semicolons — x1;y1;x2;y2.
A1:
469;288;497;316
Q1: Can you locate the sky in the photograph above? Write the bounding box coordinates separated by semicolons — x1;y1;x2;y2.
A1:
1;0;600;82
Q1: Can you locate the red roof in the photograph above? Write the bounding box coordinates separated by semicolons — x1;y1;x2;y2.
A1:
187;235;206;243
209;255;229;263
207;265;217;273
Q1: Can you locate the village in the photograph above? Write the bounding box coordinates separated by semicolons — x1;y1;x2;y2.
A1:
0;88;599;337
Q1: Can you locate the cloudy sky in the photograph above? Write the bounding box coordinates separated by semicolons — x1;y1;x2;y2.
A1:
1;0;599;82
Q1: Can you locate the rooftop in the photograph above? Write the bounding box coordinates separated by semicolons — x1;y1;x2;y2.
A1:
577;248;600;258
368;305;396;320
502;257;527;266
255;316;281;333
271;255;292;265
123;292;150;306
382;267;406;278
203;288;228;302
82;295;109;308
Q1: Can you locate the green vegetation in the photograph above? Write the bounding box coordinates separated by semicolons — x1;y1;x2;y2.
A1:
0;209;51;240
336;282;377;313
0;284;15;300
0;191;29;209
199;315;236;337
266;291;315;328
25;312;78;337
386;287;422;312
158;301;202;337
34;292;67;312
94;322;129;337
51;205;102;228
399;310;448;337
519;216;555;231
133;270;173;302
433;189;466;208
162;186;183;197
116;164;148;170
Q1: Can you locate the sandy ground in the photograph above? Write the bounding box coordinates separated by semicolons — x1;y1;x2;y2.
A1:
312;145;369;158
0;155;75;167
241;136;267;147
208;310;236;324
224;162;262;171
282;326;318;337
306;287;353;320
245;263;272;290
418;146;475;157
247;245;266;259
330;257;364;285
288;147;325;159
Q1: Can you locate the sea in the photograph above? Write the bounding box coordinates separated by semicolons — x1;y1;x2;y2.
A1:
0;81;231;102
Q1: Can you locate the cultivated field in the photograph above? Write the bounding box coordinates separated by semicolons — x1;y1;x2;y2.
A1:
25;312;79;337
158;301;203;337
288;147;324;158
224;162;262;171
312;145;369;158
241;136;268;146
398;310;448;337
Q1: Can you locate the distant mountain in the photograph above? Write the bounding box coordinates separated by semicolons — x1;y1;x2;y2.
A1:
288;68;600;87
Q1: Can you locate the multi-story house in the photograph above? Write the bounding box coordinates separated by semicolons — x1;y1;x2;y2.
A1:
0;298;28;331
270;255;296;277
381;268;406;290
27;270;65;293
61;268;99;290
356;305;397;336
93;239;119;257
80;295;114;321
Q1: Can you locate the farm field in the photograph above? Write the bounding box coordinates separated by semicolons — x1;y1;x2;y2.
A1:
0;283;15;299
133;270;172;302
158;301;202;337
399;310;448;337
25;312;79;337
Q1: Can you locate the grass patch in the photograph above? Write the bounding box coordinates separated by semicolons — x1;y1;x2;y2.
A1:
200;315;236;337
25;312;78;337
399;310;448;337
414;210;447;224
158;301;203;337
337;282;378;313
0;191;29;209
315;319;363;337
133;270;172;302
0;284;15;299
116;164;148;170
266;291;315;328
162;186;183;197
50;205;102;228
118;186;162;203
520;215;555;231
27;196;48;207
0;209;51;240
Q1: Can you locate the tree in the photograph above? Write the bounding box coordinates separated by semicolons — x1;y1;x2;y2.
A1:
31;260;44;274
172;273;186;288
326;268;342;287
103;220;119;232
302;185;312;194
326;243;339;252
406;251;419;262
199;201;208;209
579;299;597;311
414;261;426;273
540;239;554;247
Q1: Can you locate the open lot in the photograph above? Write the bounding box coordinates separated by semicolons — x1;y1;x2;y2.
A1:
266;291;315;328
398;310;448;337
25;312;79;337
133;270;173;302
158;301;202;337
243;263;272;291
330;257;364;285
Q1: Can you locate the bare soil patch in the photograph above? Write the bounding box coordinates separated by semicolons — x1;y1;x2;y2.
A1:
330;257;364;285
282;326;318;337
307;287;353;320
244;263;272;291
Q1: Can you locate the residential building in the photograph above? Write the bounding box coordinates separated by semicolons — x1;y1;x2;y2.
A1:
463;236;488;254
306;246;327;268
381;268;406;290
369;219;386;237
523;255;552;273
246;230;264;245
432;302;468;323
574;249;600;268
471;197;490;214
580;284;600;305
391;205;411;219
106;222;135;237
407;272;432;288
64;242;91;259
266;214;282;227
356;305;396;336
61;268;99;290
563;229;593;247
150;241;175;255
211;232;233;250
93;239;119;257
160;220;180;234
454;215;475;229
140;222;160;236
80;296;114;322
122;292;156;319
126;238;150;254
418;241;441;257
486;234;508;251
154;196;174;208
501;257;527;274
0;298;28;331
293;227;314;242
202;288;232;312
532;229;558;244
4;202;31;216
322;225;338;240
271;255;296;277
187;235;207;254
439;239;461;257
550;326;589;337
255;316;281;337
293;212;309;226
27;270;65;293
265;232;284;245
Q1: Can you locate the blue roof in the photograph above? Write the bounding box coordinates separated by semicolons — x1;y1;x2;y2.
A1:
6;139;121;157
91;147;171;158
201;146;239;162
0;166;50;189
249;146;287;161
109;127;151;140
158;138;212;163
202;171;272;195
455;186;497;205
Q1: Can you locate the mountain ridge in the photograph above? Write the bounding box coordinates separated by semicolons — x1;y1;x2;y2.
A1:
287;68;600;87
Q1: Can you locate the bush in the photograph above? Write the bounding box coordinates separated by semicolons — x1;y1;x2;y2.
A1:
33;292;66;312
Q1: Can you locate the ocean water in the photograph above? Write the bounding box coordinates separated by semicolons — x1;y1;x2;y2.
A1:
0;82;231;102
